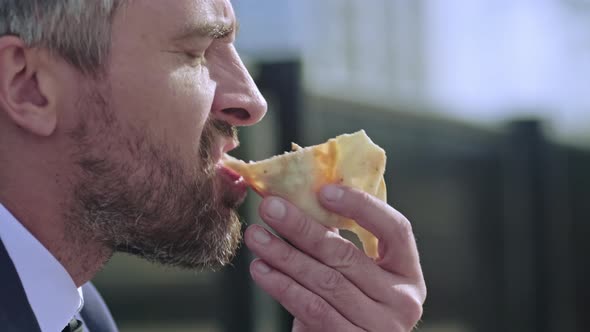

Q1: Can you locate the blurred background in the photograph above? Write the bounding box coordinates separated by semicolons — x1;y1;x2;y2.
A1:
93;0;590;331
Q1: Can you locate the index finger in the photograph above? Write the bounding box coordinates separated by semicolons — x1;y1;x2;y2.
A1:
319;185;422;278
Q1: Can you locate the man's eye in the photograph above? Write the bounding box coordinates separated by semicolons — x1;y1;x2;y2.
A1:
185;52;207;66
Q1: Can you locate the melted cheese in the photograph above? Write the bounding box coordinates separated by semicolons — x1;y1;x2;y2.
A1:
223;130;387;258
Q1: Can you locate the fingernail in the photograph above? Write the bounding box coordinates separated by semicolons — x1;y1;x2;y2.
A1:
322;185;344;201
266;198;286;220
253;228;271;244
255;261;271;274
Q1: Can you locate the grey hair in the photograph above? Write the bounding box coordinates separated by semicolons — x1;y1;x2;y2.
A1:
0;0;126;75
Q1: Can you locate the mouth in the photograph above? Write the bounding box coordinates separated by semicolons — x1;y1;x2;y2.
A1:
215;156;248;205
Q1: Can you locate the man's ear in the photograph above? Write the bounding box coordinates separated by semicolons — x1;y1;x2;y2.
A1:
0;36;59;137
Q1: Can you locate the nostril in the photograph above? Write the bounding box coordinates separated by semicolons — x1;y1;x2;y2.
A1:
222;108;251;120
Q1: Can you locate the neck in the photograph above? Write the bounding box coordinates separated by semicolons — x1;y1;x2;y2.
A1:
0;108;114;286
0;183;112;287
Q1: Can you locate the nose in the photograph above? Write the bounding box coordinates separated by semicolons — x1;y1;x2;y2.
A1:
210;45;268;127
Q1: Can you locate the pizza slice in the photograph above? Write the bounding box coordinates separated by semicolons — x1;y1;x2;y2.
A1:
223;130;387;259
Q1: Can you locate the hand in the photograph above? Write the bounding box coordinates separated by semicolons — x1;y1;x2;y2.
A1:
244;185;427;332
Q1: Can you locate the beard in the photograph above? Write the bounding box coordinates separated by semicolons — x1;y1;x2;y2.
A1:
66;86;243;271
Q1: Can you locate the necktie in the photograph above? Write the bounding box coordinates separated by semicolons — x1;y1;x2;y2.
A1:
62;318;84;332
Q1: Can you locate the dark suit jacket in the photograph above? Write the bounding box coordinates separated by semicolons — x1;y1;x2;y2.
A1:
0;238;118;332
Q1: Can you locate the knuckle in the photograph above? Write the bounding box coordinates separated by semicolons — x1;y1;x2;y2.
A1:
305;296;331;320
308;226;327;254
394;216;414;245
333;241;360;268
308;234;323;255
277;279;295;303
318;268;344;292
387;321;407;332
279;244;298;266
418;280;428;304
294;213;314;238
398;294;424;329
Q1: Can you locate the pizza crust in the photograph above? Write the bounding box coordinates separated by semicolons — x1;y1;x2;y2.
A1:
223;130;387;259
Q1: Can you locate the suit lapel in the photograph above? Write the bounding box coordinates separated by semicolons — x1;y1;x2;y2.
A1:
0;238;42;332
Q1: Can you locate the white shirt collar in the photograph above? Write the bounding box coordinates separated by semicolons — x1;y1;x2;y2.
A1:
0;203;83;332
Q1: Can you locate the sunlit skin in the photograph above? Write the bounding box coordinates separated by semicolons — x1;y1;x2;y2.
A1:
0;0;266;283
0;0;425;331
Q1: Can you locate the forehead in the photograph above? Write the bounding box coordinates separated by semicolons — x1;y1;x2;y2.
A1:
122;0;235;36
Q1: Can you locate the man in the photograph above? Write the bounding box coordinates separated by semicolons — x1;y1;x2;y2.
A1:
0;0;426;331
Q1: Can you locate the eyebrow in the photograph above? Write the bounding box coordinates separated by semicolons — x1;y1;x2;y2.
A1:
174;20;239;41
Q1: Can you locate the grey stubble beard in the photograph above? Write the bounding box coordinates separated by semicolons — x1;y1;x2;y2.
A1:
64;85;243;272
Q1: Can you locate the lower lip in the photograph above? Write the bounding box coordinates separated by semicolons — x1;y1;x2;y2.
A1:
216;165;249;202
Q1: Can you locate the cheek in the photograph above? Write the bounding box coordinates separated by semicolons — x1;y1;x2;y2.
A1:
109;64;215;158
168;68;216;144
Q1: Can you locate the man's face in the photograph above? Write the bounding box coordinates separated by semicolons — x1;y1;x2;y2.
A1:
66;0;266;269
